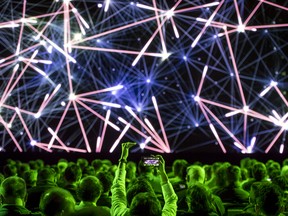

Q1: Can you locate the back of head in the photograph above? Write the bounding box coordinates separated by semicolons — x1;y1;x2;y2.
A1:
252;162;267;181
186;165;205;185
1;176;26;201
126;177;155;206
40;187;75;216
255;183;283;216
77;176;103;202
129;192;161;216
96;171;113;193
226;165;241;184
172;159;188;179
2;164;17;178
64;164;82;183
38;167;56;183
186;183;213;213
77;158;89;171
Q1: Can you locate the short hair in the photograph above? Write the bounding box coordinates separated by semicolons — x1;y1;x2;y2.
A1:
40;187;75;216
186;165;205;184
77;176;103;202
186;183;213;212
256;183;283;215
38;168;56;182
252;163;267;181
64;164;82;183
172;159;189;179
129;192;161;216
126;178;155;206
1;176;26;199
226;165;241;183
96;171;113;193
2;164;17;177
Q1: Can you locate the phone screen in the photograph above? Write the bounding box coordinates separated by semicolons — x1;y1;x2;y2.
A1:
143;157;160;166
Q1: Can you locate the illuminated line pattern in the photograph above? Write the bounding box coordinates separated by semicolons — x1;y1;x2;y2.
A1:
0;0;287;154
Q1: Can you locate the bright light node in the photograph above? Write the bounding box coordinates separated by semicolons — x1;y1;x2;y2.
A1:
165;10;174;18
284;121;288;130
183;56;187;61
69;93;77;101
195;123;199;127
97;3;103;8
30;140;37;146
140;143;146;149
280;144;284;154
237;24;246;33
136;107;142;112
34;112;41;119
194;95;200;102
270;80;278;87
161;52;171;61
130;2;134;5
0;59;5;64
243;106;249;112
61;101;66;106
18;56;24;61
7;123;12;128
73;33;82;41
146;79;151;83
72;8;78;13
47;45;53;53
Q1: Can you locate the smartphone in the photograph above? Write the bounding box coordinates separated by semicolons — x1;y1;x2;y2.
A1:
142;157;160;166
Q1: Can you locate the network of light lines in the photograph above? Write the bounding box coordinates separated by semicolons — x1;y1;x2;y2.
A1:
0;0;287;154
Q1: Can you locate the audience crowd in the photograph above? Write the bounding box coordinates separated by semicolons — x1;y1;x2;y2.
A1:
1;142;288;216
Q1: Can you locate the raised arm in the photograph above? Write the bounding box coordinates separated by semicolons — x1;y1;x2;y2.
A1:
111;142;135;216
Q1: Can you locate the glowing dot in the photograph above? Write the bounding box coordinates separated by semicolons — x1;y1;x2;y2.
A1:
7;123;12;128
96;39;101;43
69;93;77;101
30;140;37;146
237;24;246;33
73;33;82;41
146;79;151;83
230;73;234;77
194;96;200;102
280;144;284;154
130;2;134;5
20;131;24;135
284;121;288;130
165;10;174;18
243;106;249;112
61;101;66;106
183;56;187;61
140;143;145;149
270;80;278;87
213;35;218;38
111;90;117;95
195;123;199;127
34;112;41;119
264;29;268;33
18;56;24;61
97;3;103;8
72;8;77;13
161;52;171;60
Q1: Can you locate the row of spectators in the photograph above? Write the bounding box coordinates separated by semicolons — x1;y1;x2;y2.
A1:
1;143;288;215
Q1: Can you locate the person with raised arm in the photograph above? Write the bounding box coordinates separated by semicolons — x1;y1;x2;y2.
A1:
111;142;177;216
